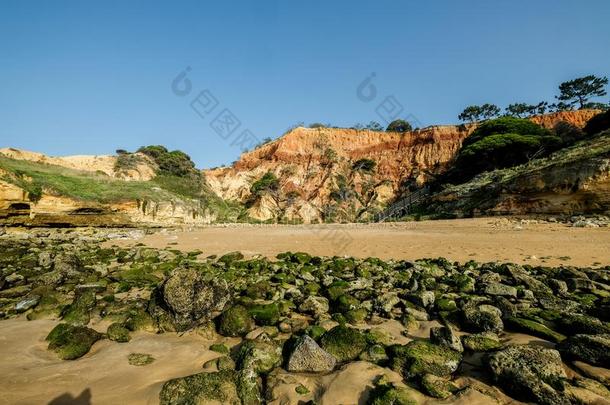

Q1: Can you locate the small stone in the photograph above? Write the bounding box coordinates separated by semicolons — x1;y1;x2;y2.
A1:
15;295;40;313
430;326;463;353
299;296;329;317
107;323;131;342
128;353;155;366
421;374;458;399
482;282;518;297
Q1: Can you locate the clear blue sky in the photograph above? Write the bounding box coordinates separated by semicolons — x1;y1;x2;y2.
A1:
1;0;609;168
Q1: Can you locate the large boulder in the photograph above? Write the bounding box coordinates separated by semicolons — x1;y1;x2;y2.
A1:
487;345;569;405
389;341;462;380
159;370;241;405
319;325;367;362
558;334;610;367
286;335;336;372
46;323;103;360
153;268;231;331
463;304;504;333
236;339;282;374
219;305;256;337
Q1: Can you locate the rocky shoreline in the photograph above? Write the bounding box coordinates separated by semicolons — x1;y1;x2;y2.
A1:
0;229;609;404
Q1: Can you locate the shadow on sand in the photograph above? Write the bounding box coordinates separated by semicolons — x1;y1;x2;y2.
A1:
48;388;92;405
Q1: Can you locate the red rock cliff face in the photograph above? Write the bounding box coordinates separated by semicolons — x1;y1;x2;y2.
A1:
204;110;599;223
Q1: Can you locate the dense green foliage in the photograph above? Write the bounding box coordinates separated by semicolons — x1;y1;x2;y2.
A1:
447;117;560;183
137;145;197;178
386;119;413;132
250;171;279;196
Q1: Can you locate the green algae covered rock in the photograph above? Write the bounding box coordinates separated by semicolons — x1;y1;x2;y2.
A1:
61;289;96;326
219;305;255;337
319;325;367;362
248;302;280;326
487;345;569;405
558;333;610;367
128;353;155;366
389;341;462;380
46;323;103;360
107;322;130;342
421;373;459;399
367;378;417;405
462;332;502;352
236;340;282;374
159;370;241;405
505;317;565;343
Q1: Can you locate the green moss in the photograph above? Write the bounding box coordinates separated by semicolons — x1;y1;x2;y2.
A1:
306;325;327;341
248;302;280;326
436;298;458;312
462;333;502;352
326;280;349;301
319;325;367;362
210;343;230;354
505;317;566;343
61;290;96;326
345;308;368;324
107;322;131;342
388;341;462;379
295;384;310;395
128;353;155;366
367;381;417;405
236;340;282;374
219;305;255;337
46;323;103;360
159;370;240;405
421;374;459;399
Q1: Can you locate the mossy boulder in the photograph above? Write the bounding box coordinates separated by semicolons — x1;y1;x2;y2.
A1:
107;322;131;342
367;379;417;405
556;313;610;335
248;302;280;326
61;289;96;326
46;323;103;360
462;305;504;333
558;334;610;367
421;374;459;399
219;305;255;337
462;332;502;352
155;268;231;331
319;325;367;362
505;317;565;343
486;345;569;405
389;341;462;380
235;368;262;405
218;251;244;265
236;340;282;374
159;370;240;405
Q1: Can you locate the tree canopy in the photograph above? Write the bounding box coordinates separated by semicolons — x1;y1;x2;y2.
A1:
386;119;413;132
556;75;608;109
458;104;501;122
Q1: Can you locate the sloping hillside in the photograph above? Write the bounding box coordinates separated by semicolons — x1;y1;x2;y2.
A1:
427;130;610;216
0;152;241;226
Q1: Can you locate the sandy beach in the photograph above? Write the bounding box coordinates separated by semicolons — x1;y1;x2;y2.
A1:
110;218;610;268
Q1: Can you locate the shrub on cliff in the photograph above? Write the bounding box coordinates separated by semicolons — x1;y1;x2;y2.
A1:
250;172;279;196
386;119;413;132
447;117;560;183
137;145;197;178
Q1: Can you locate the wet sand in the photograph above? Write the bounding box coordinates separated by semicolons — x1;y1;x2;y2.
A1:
111;218;610;267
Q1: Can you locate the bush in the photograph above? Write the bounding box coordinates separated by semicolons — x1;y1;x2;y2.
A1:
352;158;376;172
250;172;279;196
463;116;550;147
137;145;197;178
584;109;610;136
386;119;413;132
447;117;560;183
